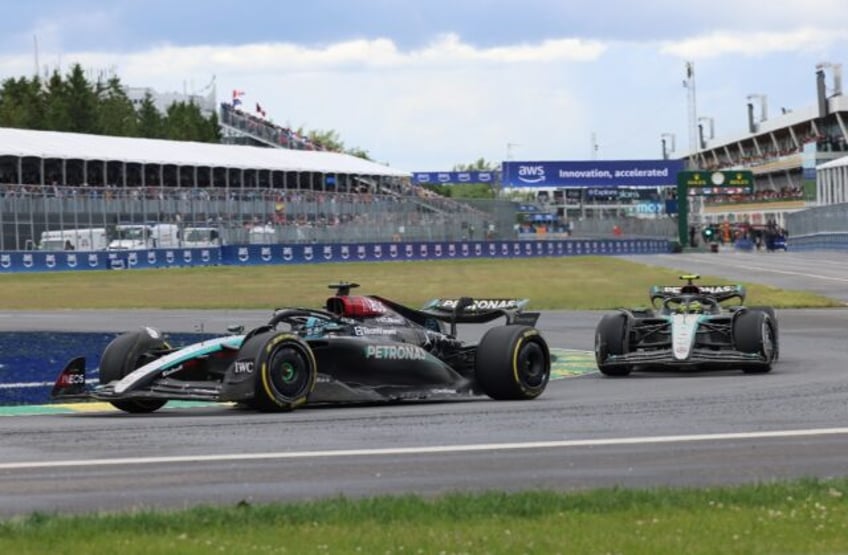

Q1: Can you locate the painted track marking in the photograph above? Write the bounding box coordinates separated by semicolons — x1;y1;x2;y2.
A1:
2;427;847;470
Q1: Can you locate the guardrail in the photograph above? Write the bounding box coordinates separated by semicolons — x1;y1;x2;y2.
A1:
785;232;848;251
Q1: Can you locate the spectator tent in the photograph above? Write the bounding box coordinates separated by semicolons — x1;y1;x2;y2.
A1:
0;127;409;192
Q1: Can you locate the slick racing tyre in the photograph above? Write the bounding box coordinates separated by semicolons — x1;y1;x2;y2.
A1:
240;331;317;412
595;313;632;377
99;327;171;413
733;310;777;374
474;325;550;400
747;306;779;361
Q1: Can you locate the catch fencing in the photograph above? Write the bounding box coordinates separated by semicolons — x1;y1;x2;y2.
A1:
0;185;504;250
785;203;848;250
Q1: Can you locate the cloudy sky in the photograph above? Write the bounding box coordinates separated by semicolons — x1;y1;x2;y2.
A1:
0;0;846;171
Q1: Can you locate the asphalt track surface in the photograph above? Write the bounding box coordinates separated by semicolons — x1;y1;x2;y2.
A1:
1;249;848;517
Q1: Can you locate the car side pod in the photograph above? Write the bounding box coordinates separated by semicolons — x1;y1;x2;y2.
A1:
51;356;88;399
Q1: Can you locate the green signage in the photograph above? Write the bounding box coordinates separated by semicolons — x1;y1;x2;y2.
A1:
675;170;755;247
677;170;754;189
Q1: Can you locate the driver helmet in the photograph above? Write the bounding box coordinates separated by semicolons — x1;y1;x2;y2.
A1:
678;300;702;313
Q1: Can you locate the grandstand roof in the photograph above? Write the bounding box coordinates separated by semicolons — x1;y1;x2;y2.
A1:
0;127;409;177
819;153;848;170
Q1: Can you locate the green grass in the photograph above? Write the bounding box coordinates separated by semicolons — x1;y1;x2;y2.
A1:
0;257;840;310
2;479;847;554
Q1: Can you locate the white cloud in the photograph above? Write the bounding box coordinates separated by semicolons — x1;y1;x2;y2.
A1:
0;22;846;169
660;27;848;59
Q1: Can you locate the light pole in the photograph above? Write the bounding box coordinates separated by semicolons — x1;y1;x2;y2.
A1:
697;116;714;149
747;94;768;121
816;62;843;96
661;133;676;160
682;61;698;168
506;142;521;161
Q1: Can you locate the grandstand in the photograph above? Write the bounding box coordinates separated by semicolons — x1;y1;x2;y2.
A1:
0;127;504;250
690;63;848;231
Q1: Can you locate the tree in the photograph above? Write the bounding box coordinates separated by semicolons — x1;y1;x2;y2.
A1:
162;101;219;142
453;157;499;172
297;125;370;157
0;66;364;156
64;64;99;134
306;128;344;152
96;75;138;136
136;92;164;138
43;69;72;131
0;76;45;129
345;146;372;160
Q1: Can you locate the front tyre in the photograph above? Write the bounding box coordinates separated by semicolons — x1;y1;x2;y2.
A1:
475;325;550;400
99;327;170;413
747;306;779;361
244;332;317;412
733;310;776;374
595;313;632;377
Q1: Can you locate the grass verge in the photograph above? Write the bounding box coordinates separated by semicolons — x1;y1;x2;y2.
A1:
1;478;846;554
0;257;840;310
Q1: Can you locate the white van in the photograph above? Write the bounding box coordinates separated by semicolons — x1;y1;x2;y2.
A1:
248;225;276;244
39;228;108;251
182;226;224;248
108;223;181;250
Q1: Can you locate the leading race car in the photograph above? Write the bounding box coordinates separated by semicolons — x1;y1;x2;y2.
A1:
51;282;551;413
594;275;779;376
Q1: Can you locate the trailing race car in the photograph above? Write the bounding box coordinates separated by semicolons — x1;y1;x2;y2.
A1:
594;275;778;376
51;282;551;413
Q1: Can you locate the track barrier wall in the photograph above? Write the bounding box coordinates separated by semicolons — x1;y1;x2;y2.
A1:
1;238;671;272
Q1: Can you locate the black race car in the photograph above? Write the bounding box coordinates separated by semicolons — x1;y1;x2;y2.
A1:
52;282;551;413
594;275;779;376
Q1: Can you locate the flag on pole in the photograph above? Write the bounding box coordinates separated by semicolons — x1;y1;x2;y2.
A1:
232;89;246;108
256;102;266;118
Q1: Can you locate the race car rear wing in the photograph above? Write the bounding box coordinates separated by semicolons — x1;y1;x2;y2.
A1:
373;295;539;330
649;284;746;305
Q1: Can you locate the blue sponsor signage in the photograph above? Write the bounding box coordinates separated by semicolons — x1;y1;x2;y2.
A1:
411;171;499;185
0;248;221;273
501;159;685;188
220;239;670;265
0;240;672;273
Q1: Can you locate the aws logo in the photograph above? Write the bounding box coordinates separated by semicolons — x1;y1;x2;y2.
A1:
517;165;546;184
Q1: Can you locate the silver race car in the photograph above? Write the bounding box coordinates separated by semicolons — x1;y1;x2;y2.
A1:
594;275;778;376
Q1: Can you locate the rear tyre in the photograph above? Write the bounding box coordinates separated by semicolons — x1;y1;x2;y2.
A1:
595;313;632;376
474;325;550;400
242;332;317;412
99;327;170;413
733;310;776;374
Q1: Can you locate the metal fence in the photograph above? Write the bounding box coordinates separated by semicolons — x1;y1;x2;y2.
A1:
0;183;685;251
0;184;508;250
786;203;848;236
566;216;677;239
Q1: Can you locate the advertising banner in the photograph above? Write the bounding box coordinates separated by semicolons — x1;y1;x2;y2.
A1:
219;240;669;265
0;248;222;273
0;240;670;273
411;171;499;185
501;160;684;188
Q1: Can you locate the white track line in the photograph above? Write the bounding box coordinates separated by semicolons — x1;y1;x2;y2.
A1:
653;254;848;282
0;382;53;389
2;427;848;470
